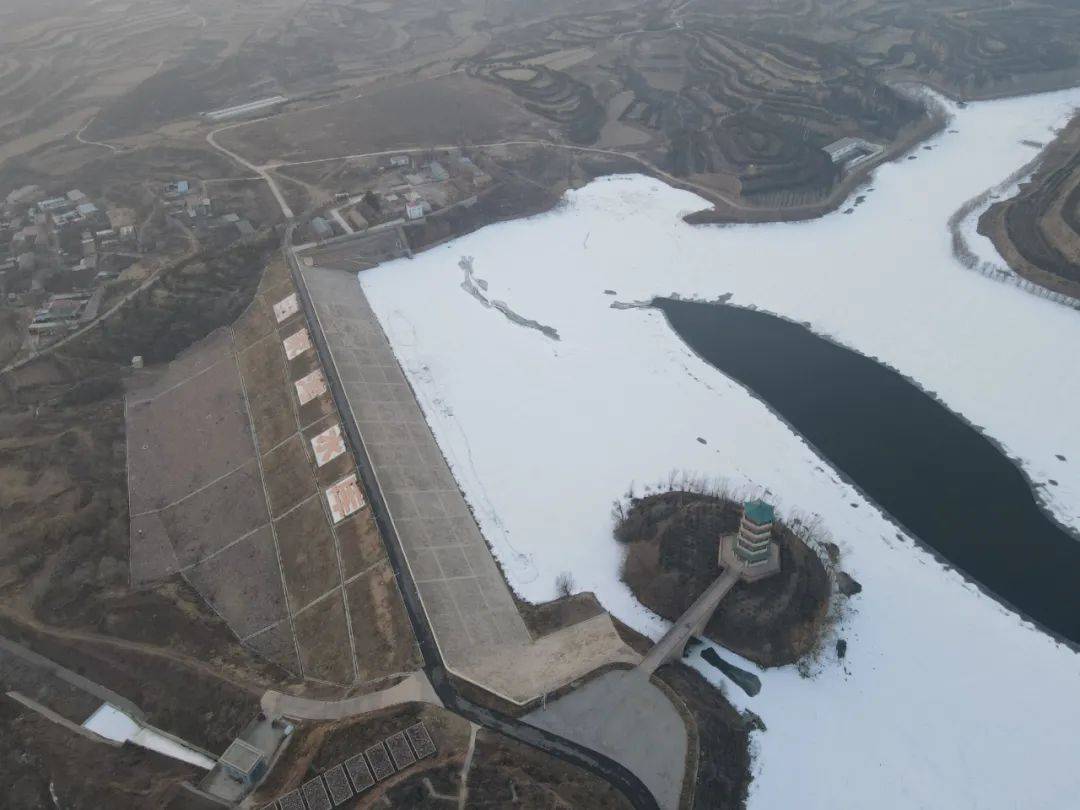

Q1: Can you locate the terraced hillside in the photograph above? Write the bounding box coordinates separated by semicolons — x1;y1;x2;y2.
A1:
978;113;1080;298
840;0;1080;99
0;0;226;163
5;0;1080;215
7;0;1072;216
461;0;1080;210
469;7;926;207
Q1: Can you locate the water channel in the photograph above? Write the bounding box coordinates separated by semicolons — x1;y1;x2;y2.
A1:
657;298;1080;645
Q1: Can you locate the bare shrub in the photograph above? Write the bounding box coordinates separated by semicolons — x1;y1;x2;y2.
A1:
610;498;627;526
612;471;748;543
555;571;575;598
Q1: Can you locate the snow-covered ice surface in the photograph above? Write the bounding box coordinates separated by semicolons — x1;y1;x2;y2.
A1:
84;703;216;769
360;88;1080;809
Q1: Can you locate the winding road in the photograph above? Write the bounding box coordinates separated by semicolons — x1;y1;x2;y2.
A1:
206;124;295;219
74;113;120;154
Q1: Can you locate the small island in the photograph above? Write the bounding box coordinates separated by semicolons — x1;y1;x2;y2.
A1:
618;490;833;667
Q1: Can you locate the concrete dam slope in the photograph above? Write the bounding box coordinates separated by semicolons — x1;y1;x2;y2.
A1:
297;260;640;705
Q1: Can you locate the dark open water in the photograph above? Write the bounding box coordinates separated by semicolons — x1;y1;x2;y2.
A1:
657;298;1080;645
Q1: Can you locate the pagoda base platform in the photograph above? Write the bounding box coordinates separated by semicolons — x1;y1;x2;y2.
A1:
720;533;781;583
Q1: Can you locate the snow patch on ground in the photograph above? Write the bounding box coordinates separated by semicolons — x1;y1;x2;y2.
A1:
84;703;215;769
361;87;1080;809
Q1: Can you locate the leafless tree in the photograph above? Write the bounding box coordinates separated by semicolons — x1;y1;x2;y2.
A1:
555;571;575;598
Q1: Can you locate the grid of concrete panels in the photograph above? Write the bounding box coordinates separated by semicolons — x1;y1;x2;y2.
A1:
386;731;416;769
406;721;436;758
266;721;437;809
126;270;394;686
301;778;332;810
344;753;374;792
364;742;395;781
302;269;532;673
322;764;352;804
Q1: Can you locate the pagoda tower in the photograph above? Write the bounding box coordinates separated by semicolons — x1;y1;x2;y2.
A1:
734;500;775;565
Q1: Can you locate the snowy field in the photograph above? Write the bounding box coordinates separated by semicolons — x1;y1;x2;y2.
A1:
360;88;1080;809
83;704;215;769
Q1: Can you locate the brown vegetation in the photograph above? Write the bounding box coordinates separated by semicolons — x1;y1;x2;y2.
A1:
657;662;753;810
518;591;604;639
0;697;199;810
618;490;830;667
0;238;290;792
63;237;276;365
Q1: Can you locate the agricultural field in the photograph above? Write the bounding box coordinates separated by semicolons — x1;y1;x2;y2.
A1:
199;0;1080;214
4;0;1078;219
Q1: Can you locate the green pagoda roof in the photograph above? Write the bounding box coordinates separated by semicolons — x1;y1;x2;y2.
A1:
743;500;775;525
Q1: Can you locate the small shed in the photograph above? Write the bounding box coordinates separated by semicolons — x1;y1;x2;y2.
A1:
310;217;333;240
219;738;266;787
348;210;369;231
428;160;449;181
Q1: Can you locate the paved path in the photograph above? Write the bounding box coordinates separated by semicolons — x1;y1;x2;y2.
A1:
526;669;687;810
639;563;743;675
74;113;120;153
271;138;747;212
261;671;441;721
206;124;294;219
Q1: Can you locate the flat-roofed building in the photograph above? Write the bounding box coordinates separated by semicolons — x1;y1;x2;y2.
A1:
310;216;333;240
428;160;449;181
823;136;885;171
203;96;287;122
219;738;267;787
348;210;369;231
38;197;69;212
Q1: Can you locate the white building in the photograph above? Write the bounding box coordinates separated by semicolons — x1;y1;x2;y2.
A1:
823;137;885;171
